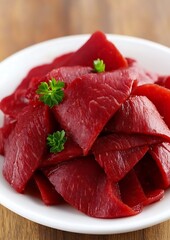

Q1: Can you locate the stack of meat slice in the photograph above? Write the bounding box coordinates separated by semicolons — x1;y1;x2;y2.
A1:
1;31;170;219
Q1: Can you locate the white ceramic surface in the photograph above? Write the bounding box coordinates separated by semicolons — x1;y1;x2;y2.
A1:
0;34;170;234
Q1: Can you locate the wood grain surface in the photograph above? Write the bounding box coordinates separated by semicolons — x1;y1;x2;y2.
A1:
0;0;170;239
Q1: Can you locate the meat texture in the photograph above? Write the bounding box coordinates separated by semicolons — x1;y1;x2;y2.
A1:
119;169;164;206
106;95;170;142
0;53;73;117
133;84;170;128
3;105;52;192
92;133;162;155
41;136;83;167
44;156;141;218
65;31;128;71
149;142;170;188
54;69;136;154
34;171;63;205
26;66;92;104
94;145;148;182
126;58;158;85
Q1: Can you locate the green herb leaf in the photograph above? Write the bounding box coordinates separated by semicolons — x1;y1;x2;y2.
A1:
47;130;67;153
36;78;65;108
93;59;105;73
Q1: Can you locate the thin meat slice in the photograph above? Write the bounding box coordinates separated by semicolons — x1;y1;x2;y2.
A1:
0;89;28;117
106;95;170;142
0;115;16;155
134;154;165;194
134;154;165;205
144;189;164;205
126;58;158;85
54;69;136;155
119;169;146;208
133;84;170;128
94;145;148;182
149;142;170;188
46;66;92;85
3;105;52;192
16;52;73;92
119;169;164;207
65;31;128;71
92;133;162;155
26;66;92;104
34;171;63;205
44;156;140;218
41;136;83;167
88;176;141;218
0;53;73;117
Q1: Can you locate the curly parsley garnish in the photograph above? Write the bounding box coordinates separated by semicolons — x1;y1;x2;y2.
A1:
47;130;67;153
93;59;105;73
36;78;65;108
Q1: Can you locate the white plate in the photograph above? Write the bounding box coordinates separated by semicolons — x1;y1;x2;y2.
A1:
0;34;170;234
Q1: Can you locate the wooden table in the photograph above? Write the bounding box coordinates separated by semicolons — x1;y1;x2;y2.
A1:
0;0;170;239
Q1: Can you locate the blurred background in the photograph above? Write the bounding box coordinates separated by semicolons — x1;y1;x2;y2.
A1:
0;0;170;61
1;0;170;239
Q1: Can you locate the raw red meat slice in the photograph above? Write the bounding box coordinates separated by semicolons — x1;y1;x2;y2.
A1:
92;133;162;155
144;189;164;205
34;171;63;205
44;156;140;218
26;66;92;104
126;58;158;85
3;104;52;192
133;84;170;128
134;154;164;205
0;89;28;117
0;53;73;117
17;64;54;92
119;169;146;208
41;136;83;167
119;169;164;206
0;115;16;155
149;142;170;188
134;154;165;192
16;52;73;91
94;145;148;182
46;66;92;85
52;52;74;67
65;31;128;71
106;95;170;142
54;69;136;154
88;176;141;218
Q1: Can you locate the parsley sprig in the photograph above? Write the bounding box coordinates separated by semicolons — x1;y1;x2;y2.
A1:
47;130;67;153
93;59;105;73
36;78;65;108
